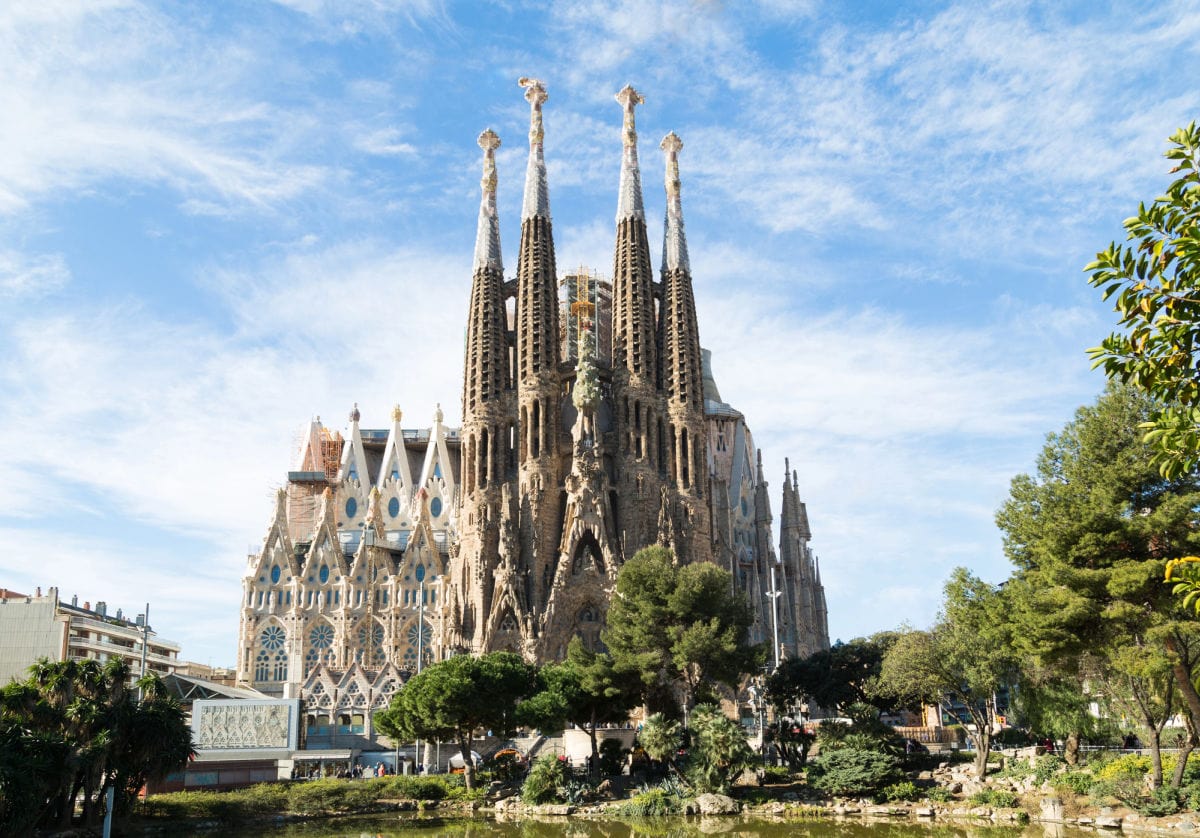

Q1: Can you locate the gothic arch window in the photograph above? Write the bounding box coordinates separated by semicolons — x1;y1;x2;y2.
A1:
572;532;603;577
575;605;604;652
256;623;287;682
304;621;336;675
499;611;519;633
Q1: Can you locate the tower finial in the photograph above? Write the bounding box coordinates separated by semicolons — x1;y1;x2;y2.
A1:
519;77;551;220
660;131;690;273
473;129;503;272
615;85;645;221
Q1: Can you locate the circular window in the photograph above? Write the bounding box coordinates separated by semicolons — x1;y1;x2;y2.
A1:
319;565;330;584
260;625;286;650
430;496;443;518
309;624;334;649
345;497;358;518
270;564;281;584
388;497;400;518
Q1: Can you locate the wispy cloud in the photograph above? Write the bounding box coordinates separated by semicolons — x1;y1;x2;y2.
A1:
0;249;70;297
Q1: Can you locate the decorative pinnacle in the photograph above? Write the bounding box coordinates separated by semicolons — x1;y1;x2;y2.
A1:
615;85;646;221
473;129;503;272
519;77;547;147
350;402;360;423
391;404;403;423
616;84;644;147
518;77;551;220
660;131;689;272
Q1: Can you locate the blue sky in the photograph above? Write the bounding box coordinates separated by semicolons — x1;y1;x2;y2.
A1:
2;0;1198;669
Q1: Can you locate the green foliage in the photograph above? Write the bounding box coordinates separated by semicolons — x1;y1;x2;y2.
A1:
807;747;902;797
1095;753;1153;781
760;765;791;784
378;774;454;800
639;712;683;766
993;727;1035;747
925;786;954;803
766;633;898;716
879;569;1016;778
1053;770;1095;795
1135;785;1182;817
880;781;921;802
1085;121;1200;480
613;779;688;817
0;658;192;832
969;788;1020;808
603;546;763;712
685;703;757;794
521;754;568;804
599;737;627;776
376;651;539;791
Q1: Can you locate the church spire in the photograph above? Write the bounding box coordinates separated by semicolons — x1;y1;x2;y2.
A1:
519;77;550;220
610;84;656;386
658;131;702;411
660;131;689;273
473;129;503;272
616;85;646;221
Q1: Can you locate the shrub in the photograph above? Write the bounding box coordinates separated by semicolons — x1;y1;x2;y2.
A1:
1137;786;1181;817
807;747;901;797
1052;770;1094;795
994;728;1035;747
599;738;627;776
1095;754;1152;781
286;778;378;815
521;754;568;805
880;781;921;802
969;789;1019;808
926;787;954;803
1033;753;1066;783
760;765;791;785
379;775;450;800
613;781;686;817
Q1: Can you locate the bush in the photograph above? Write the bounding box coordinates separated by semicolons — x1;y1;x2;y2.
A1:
760;765;791;785
1095;754;1152;781
613;781;687;817
521;754;568;804
969;789;1019;808
1052;770;1094;795
1137;786;1182;817
286;778;377;815
1033;753;1066;783
807;747;901;797
994;728;1035;747
880;781;921;802
599;738;627;777
926;786;954;803
378;775;451;800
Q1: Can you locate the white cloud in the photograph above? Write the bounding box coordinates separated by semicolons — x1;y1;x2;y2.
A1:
0;250;70;297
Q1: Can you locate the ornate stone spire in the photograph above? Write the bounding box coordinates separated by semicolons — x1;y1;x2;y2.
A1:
472;129;503;272
615;85;645;221
660;131;690;273
519;77;550;221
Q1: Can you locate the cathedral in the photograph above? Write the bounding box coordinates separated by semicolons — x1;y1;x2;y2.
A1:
236;81;829;717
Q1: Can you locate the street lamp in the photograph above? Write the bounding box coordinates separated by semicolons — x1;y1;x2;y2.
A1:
765;564;781;671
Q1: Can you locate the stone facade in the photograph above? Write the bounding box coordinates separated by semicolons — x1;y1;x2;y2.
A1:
236;82;829;700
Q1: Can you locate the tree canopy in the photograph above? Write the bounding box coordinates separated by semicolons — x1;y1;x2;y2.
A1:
0;658;192;833
766;633;897;718
1087;122;1200;479
375;651;540;790
603;546;762;714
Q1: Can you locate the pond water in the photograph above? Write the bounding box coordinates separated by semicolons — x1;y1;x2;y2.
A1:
212;815;1095;838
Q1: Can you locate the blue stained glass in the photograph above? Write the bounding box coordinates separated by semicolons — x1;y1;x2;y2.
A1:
388;497;400;518
433;462;442;479
270;565;281;584
319;565;330;583
415;564;426;582
345;497;357;518
430;496;443;518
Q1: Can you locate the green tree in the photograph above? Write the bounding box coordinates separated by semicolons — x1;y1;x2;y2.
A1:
1086;122;1200;480
0;658;192;832
996;384;1200;785
603;546;763;714
686;703;756;794
766;633;897;718
529;638;640;779
879;568;1016;779
638;712;683;771
375;651;539;791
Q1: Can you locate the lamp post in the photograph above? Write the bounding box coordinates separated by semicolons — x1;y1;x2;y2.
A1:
766;564;781;671
137;603;150;700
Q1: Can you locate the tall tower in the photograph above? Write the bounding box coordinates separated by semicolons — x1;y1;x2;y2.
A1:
513;77;565;624
657;132;711;563
610;85;664;553
451;128;514;652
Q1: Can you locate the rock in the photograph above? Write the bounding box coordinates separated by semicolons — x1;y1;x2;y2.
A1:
1077;817;1094;826
1096;817;1123;829
918;771;934;781
948;782;962;794
914;807;934;818
596;779;613;798
535;804;574;816
694;793;740;816
1040;796;1065;822
1176;820;1197;832
969;806;991;818
781;791;799;802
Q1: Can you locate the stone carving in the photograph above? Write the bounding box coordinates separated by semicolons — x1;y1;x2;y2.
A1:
195;701;292;750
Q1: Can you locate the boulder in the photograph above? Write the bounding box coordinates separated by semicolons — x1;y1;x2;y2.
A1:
694;793;740;816
1096;816;1123;830
1040;796;1065;822
535;804;574;816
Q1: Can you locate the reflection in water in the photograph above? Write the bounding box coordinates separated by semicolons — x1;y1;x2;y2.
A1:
211;816;1097;838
